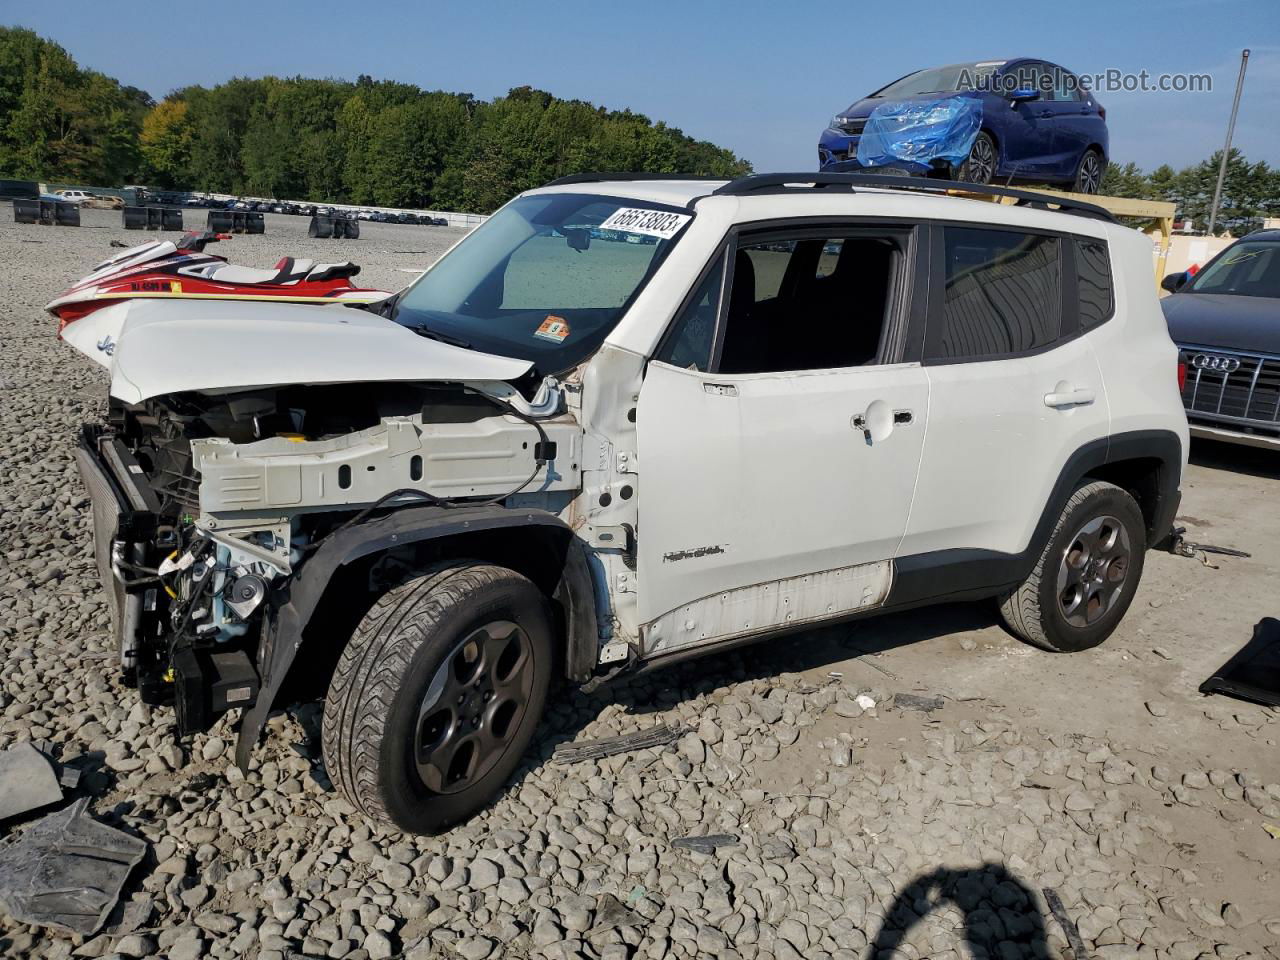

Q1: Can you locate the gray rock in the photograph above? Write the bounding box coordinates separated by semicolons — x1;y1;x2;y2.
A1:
679;732;706;765
1064;791;1095;811
365;930;394;960
114;934;157;957
456;937;496;960
168;937;205;960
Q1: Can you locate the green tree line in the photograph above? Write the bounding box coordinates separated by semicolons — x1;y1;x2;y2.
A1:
1100;148;1278;235
0;27;151;185
0;27;750;212
3;25;1277;226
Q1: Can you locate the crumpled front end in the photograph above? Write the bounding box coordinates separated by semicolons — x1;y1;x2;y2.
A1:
855;96;982;174
74;374;580;741
67;296;580;740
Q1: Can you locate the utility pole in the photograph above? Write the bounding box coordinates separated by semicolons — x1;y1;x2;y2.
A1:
1207;49;1249;236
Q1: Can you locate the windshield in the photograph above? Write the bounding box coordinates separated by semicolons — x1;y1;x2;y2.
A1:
872;61;1002;98
392;193;692;374
1187;241;1280;299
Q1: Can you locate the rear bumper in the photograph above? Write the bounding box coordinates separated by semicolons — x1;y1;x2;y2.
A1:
1150;489;1182;552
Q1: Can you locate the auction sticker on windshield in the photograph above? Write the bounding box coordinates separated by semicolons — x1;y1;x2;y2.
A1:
598;208;692;240
534;315;571;343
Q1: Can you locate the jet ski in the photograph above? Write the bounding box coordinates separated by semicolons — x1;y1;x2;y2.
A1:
48;232;392;328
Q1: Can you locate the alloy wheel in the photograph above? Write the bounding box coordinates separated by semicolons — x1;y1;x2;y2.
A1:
1077;153;1102;194
1055;515;1132;628
965;136;995;184
414;620;535;794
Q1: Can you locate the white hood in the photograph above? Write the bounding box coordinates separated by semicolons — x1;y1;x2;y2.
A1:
61;298;534;404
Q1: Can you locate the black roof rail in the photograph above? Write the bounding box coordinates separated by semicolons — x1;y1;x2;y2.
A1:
544;171;731;188
710;171;1117;224
711;173;865;195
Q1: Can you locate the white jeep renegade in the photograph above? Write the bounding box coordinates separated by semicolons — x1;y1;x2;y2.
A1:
70;172;1189;833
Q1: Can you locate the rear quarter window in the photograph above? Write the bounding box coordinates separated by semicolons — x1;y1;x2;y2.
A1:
1075;238;1114;330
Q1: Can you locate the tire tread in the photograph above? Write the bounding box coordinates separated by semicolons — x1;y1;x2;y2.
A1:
321;562;522;823
999;480;1133;652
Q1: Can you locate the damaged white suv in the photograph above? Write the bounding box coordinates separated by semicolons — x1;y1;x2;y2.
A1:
67;172;1188;833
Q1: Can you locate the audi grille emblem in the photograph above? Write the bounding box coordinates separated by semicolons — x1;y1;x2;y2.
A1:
1192;354;1241;373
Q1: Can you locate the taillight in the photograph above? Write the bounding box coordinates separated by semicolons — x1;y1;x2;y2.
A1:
1177;361;1187;391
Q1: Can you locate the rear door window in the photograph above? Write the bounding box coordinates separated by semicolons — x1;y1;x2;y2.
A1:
926;226;1062;362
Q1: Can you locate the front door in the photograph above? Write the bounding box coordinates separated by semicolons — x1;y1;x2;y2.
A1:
634;225;930;655
999;62;1057;176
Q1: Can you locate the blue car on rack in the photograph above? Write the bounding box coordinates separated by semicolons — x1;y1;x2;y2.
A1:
819;58;1109;193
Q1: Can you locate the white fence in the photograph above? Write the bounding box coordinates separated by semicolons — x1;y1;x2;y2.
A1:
202;193;489;229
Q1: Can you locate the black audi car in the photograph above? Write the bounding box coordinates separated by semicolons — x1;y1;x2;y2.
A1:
1161;229;1280;450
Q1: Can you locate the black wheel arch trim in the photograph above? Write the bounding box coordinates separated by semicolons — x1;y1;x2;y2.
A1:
888;429;1183;608
233;504;599;770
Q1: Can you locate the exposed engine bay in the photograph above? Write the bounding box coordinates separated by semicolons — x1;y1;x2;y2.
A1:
78;378;583;737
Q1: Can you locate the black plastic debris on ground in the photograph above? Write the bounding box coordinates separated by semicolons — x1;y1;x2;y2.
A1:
672;834;741;855
1200;617;1280;707
552;723;681;764
0;743;63;821
0;798;147;935
1042;886;1090;960
893;693;946;713
594;892;642;929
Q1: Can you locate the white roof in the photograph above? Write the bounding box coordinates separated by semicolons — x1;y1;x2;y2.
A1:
526;176;1114;239
530;178;728;208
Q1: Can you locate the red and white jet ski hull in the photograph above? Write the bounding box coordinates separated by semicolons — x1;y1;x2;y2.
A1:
47;233;391;328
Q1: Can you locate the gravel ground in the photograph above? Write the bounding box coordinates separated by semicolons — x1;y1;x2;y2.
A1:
1;205;1278;960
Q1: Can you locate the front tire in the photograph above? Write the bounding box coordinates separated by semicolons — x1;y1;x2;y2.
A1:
322;562;554;833
958;131;997;185
1074;149;1104;194
999;481;1146;653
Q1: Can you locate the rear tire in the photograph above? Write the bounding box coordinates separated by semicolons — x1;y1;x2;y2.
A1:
322;562;554;833
999;481;1146;652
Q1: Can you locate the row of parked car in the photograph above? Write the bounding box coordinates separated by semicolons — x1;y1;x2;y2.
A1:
157;193;449;225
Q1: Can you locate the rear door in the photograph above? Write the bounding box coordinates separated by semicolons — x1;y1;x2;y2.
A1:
1038;68;1094;178
901;223;1110;570
635;223;931;655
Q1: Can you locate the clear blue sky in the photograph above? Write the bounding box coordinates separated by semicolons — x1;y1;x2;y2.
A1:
6;0;1278;172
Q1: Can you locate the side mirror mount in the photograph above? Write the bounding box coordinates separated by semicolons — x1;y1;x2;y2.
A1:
1009;88;1040;103
1161;272;1189;294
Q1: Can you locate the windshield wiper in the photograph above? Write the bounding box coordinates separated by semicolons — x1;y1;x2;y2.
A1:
410;325;473;349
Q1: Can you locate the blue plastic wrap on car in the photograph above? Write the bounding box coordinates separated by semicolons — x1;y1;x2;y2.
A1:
855;97;982;173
